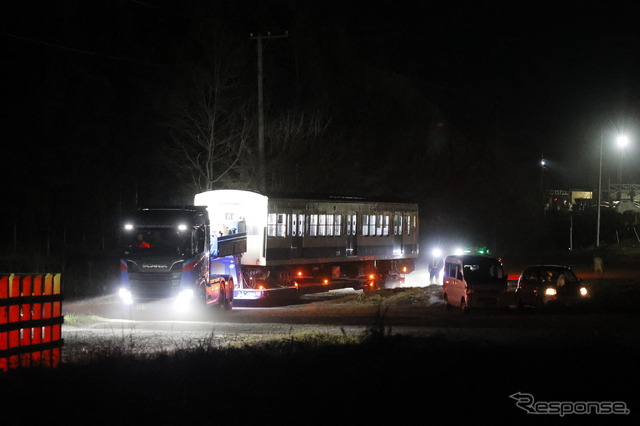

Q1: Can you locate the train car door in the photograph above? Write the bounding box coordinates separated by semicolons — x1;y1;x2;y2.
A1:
290;213;304;259
346;213;357;256
394;213;404;254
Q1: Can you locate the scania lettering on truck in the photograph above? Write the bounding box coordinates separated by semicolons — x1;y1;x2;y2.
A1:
442;254;507;312
118;206;234;310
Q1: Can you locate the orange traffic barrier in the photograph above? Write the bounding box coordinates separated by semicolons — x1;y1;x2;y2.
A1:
0;274;63;371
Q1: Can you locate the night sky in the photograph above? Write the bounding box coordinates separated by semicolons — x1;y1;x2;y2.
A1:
4;0;640;258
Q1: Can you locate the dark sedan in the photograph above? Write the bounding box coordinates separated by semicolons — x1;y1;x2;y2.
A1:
516;265;590;308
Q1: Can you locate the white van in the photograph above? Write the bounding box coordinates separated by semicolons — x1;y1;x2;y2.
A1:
442;255;507;312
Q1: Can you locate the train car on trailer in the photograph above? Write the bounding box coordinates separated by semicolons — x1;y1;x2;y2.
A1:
195;190;419;299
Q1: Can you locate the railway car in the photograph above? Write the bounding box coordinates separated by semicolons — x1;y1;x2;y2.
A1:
195;189;419;295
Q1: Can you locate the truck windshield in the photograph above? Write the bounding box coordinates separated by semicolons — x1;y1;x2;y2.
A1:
125;228;191;256
463;259;505;284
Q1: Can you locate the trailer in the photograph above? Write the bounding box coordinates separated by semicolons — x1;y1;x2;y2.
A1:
194;189;419;300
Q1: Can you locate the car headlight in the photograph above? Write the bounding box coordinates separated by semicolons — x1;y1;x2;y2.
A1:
545;287;557;296
579;287;588;297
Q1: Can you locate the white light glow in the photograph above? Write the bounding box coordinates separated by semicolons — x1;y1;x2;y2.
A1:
194;190;269;267
118;288;133;305
431;248;442;258
617;135;629;148
580;287;588;296
545;287;557;296
177;223;188;232
124;223;134;231
174;289;195;310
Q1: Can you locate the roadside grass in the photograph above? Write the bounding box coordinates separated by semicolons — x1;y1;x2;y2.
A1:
63;313;106;327
317;285;442;306
3;283;638;424
2;323;636;424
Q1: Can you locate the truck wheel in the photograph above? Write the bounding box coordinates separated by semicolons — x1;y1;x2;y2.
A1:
223;278;234;311
217;281;227;309
217;281;233;311
460;298;468;314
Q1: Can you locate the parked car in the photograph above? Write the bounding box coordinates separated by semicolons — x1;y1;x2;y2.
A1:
442;255;508;312
516;265;590;308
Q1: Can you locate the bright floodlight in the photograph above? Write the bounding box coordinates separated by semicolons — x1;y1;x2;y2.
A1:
431;248;442;258
174;288;194;310
118;288;133;305
540;159;546;167
617;135;629;148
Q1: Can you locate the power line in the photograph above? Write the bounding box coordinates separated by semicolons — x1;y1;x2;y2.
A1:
2;31;165;68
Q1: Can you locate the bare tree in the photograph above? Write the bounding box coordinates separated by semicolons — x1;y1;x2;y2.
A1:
265;109;331;191
164;57;256;193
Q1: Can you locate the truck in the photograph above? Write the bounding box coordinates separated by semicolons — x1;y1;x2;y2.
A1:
118;189;419;308
118;206;245;311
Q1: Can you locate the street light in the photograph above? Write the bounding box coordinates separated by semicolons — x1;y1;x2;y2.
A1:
617;135;629;148
597;131;630;247
540;156;548;213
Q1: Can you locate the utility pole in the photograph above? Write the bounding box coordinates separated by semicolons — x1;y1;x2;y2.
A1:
250;31;288;193
597;131;603;247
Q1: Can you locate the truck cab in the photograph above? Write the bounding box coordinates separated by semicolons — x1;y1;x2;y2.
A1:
118;206;212;308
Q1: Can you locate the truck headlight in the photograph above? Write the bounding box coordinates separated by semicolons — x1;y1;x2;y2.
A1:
545;287;557;296
118;288;133;305
175;289;195;310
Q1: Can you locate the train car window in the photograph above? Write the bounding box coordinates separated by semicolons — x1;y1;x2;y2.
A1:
309;214;318;237
276;214;287;237
347;214;356;236
291;215;298;237
318;214;326;236
326;214;334;236
376;215;383;236
362;215;370;236
369;215;376;236
394;215;403;236
334;214;342;236
406;215;412;235
297;214;305;237
383;215;390;236
267;213;277;237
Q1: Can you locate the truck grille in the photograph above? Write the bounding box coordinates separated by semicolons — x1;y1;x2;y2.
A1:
129;271;182;300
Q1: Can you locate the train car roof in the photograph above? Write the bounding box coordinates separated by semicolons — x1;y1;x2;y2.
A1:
196;189;417;205
264;191;418;205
